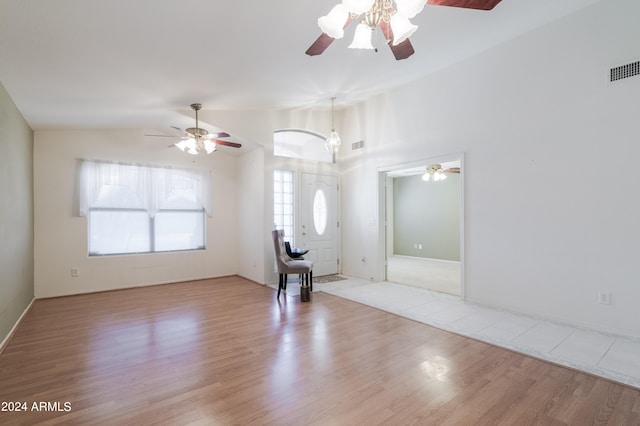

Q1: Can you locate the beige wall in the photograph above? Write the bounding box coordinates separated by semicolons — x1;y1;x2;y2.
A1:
393;173;461;261
0;81;34;346
33;130;239;298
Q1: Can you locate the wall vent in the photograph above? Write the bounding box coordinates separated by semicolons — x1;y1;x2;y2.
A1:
352;140;365;150
610;61;639;82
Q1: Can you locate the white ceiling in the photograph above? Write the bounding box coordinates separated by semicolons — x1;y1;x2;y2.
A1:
0;0;599;132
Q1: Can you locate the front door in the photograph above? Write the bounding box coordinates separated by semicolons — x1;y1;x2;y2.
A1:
298;173;339;277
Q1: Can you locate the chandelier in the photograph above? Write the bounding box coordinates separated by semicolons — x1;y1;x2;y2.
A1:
325;97;341;164
318;0;424;51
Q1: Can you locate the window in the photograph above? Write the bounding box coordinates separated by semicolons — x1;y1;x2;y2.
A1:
273;170;294;243
79;160;211;256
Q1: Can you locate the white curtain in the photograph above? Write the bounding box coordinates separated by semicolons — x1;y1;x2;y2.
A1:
79;160;212;218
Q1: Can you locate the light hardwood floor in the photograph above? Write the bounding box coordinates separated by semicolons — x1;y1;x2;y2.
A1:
1;276;639;425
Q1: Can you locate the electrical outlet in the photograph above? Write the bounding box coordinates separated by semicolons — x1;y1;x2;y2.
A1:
598;292;610;305
71;267;80;277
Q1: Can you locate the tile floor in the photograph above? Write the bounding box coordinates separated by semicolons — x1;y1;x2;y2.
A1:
313;277;640;389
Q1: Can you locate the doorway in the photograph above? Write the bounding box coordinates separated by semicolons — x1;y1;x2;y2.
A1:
379;156;464;297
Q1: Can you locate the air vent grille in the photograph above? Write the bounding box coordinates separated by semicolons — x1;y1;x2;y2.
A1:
352;140;365;150
610;61;639;82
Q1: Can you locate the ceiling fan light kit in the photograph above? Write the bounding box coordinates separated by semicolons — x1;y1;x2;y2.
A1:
422;163;460;181
395;0;425;18
173;103;211;155
349;23;375;49
307;0;502;60
318;4;350;39
389;13;418;45
343;0;376;15
145;103;241;155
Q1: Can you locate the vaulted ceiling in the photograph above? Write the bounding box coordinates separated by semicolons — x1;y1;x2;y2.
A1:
0;0;599;131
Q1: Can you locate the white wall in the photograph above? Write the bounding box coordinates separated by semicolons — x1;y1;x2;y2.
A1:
0;81;34;344
33;130;239;298
338;0;640;337
237;147;266;283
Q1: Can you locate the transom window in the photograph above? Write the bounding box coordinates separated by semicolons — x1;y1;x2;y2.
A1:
273;129;332;163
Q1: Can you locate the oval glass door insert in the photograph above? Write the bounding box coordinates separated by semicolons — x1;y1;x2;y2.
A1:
313;189;327;235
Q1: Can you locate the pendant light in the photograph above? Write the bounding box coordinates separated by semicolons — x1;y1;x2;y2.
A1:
325;97;341;164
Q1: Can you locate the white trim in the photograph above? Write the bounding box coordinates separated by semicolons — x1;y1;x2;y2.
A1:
0;297;35;354
459;153;466;301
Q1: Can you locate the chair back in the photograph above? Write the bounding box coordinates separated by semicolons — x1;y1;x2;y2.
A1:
272;229;292;273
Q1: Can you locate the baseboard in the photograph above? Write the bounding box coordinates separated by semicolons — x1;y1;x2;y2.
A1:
0;297;35;354
391;254;461;264
237;274;266;286
35;275;241;300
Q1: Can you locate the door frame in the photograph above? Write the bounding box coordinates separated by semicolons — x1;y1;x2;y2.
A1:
296;171;341;276
377;152;466;300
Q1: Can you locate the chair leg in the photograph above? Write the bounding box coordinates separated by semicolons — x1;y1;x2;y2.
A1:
283;274;288;291
277;274;283;298
310;270;313;292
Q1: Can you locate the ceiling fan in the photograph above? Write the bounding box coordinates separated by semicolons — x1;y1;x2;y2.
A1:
422;163;460;181
146;103;241;155
306;0;503;60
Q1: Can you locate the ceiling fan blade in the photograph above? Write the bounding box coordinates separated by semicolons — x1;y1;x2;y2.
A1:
203;132;231;139
170;125;190;136
306;33;335;56
443;167;461;173
214;140;242;148
426;0;502;11
305;16;353;56
390;39;415;60
379;21;415;60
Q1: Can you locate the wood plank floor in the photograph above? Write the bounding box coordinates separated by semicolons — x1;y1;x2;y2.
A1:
1;276;639;425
